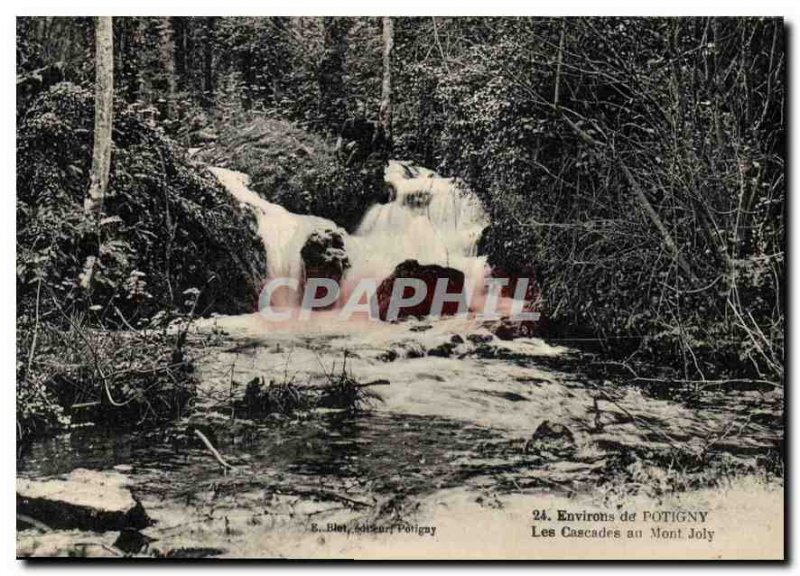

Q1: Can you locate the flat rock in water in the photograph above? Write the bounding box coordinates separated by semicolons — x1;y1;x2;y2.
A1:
17;468;151;532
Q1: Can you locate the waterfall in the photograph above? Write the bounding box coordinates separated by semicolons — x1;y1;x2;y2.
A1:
210;161;489;312
346;161;488;298
209;167;341;307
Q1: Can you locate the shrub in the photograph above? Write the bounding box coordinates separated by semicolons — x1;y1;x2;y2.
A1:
233;354;383;418
17;82;267;326
16;311;198;444
422;18;784;382
16;82;267;442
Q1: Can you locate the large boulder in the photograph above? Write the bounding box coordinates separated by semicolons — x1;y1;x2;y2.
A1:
482;265;546;339
195;117;386;232
376;259;465;321
487;265;540;300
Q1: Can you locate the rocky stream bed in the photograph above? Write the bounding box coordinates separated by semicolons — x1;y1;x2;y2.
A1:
17;315;784;559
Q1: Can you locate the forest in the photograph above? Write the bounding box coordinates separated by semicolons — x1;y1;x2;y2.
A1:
16;16;785;559
17;16;785;437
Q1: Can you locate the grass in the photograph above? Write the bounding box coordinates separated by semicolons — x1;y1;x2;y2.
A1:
233;352;385;419
17;309;198;445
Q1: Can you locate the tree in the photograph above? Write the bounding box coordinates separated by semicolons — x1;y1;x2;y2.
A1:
202;17;216;106
318;17;350;131
157;17;177;119
85;16;114;215
380;17;394;148
116;17;145;102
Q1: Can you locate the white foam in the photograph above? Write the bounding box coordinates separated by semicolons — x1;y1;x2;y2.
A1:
210;160;489;310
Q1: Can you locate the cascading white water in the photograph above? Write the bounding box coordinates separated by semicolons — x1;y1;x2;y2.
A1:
346;161;488;297
209;167;342;307
210;161;489;311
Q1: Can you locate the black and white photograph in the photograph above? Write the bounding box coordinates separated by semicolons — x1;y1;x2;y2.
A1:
14;12;785;560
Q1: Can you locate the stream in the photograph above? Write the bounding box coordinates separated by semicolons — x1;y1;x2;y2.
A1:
16;161;784;558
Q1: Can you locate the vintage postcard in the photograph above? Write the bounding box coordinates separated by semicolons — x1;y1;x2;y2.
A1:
16;15;785;560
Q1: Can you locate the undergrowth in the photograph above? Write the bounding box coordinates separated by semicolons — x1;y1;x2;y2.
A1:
16;290;203;446
234;352;384;419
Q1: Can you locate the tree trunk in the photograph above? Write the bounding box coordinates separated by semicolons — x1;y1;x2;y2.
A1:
119;18;145;102
85;16;114;215
202;17;216;107
318;17;349;131
173;17;186;90
380;16;394;148
158;17;177;119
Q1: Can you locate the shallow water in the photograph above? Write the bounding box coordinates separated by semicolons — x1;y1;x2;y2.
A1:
18;410;518;509
17;318;783;558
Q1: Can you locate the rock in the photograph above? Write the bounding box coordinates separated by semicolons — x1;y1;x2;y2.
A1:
480;264;548;338
16;532;122;558
496;391;527;402
488;317;537;340
427;342;457;358
17;469;152;532
301;229;351;309
524;421;576;455
467;333;494;344
472;343;499;358
402;189;432;209
378;349;398;362
401;341;427;359
531;421;575;443
450;334;465;344
113;528;157;555
376;259;465;321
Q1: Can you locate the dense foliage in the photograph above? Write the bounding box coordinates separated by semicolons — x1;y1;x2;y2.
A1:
420;18;784;383
16;319;197;441
16;82;266;440
17;83;266;323
16;17;785;440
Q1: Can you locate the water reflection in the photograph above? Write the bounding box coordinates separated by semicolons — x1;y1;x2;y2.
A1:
19;412;500;502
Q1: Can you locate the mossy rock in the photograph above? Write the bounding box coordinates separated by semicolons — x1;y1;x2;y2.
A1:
195;115;386;232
